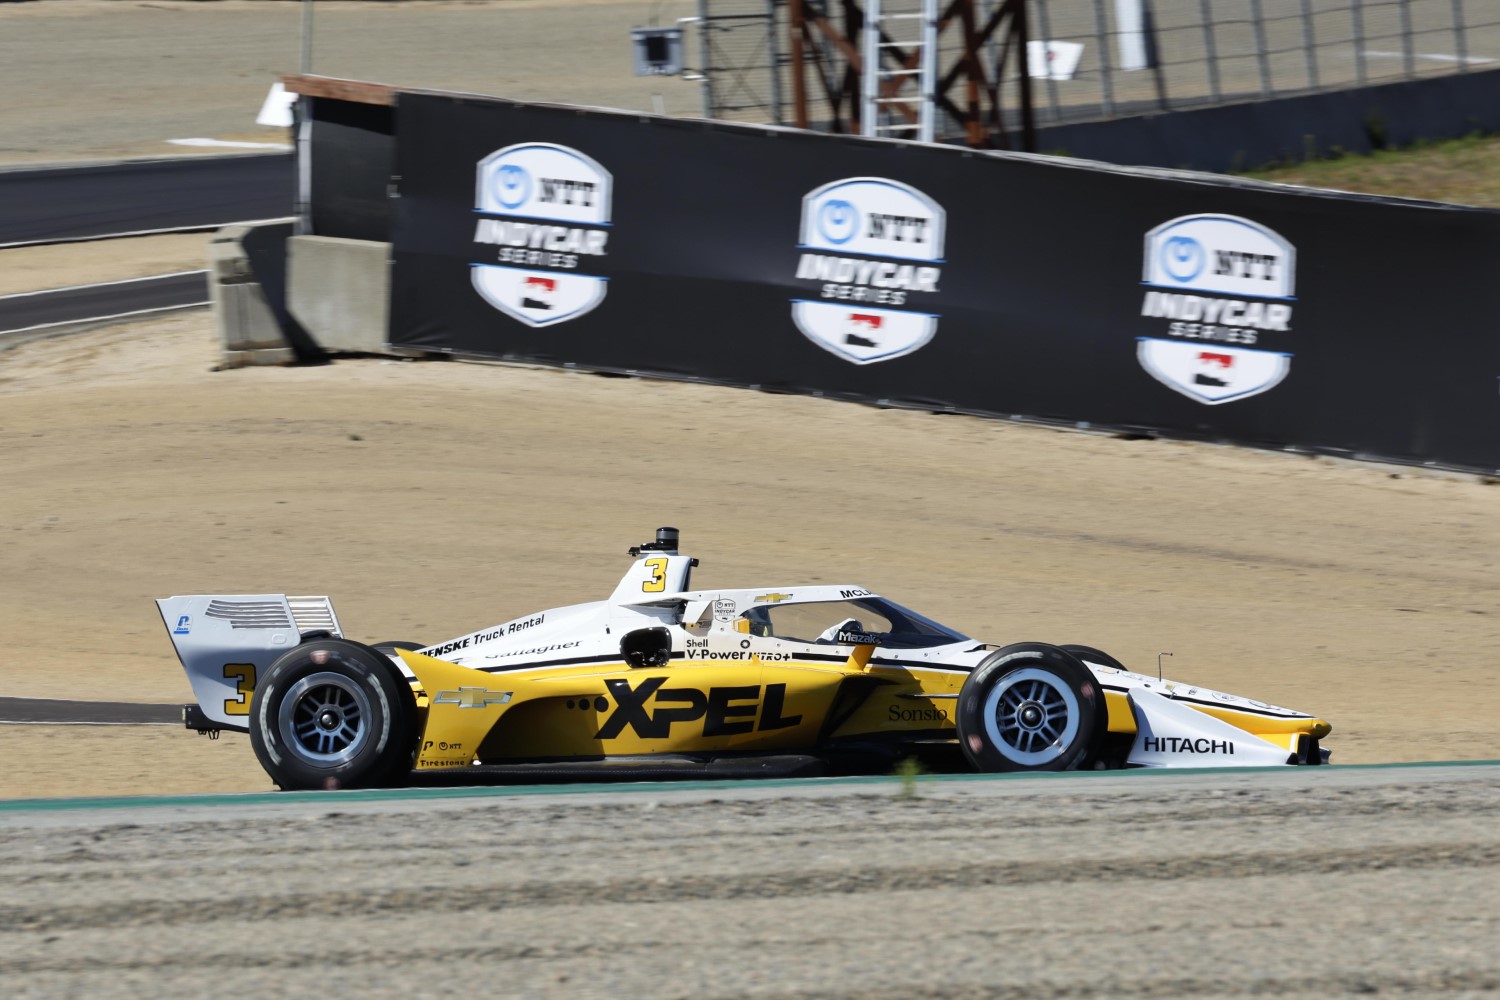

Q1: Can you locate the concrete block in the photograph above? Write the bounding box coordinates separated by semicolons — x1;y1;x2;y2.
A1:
209;225;296;368
286;235;393;354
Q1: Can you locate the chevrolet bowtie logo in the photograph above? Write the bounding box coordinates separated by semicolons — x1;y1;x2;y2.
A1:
432;687;513;709
754;592;793;603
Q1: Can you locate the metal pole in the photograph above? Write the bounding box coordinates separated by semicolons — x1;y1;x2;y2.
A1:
1352;0;1366;86
300;0;313;75
767;0;786;123
695;3;713;119
790;0;809;128
1400;0;1414;79
295;99;312;236
919;0;938;143
1197;0;1221;103
1451;0;1469;72
1144;0;1167;110
1299;0;1319;90
1115;0;1146;70
1033;0;1063;121
1249;0;1272;97
862;0;881;137
1091;0;1115;118
1015;0;1037;151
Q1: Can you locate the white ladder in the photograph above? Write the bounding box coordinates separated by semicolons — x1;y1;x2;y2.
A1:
861;0;939;143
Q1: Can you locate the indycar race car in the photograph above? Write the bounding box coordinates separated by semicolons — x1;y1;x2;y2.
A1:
158;528;1331;790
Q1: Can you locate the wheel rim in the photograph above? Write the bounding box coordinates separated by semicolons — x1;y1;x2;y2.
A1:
277;672;372;767
981;666;1081;767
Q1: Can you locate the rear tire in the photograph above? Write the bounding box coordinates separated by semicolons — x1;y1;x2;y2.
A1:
372;640;426;656
249;639;417;790
956;643;1106;772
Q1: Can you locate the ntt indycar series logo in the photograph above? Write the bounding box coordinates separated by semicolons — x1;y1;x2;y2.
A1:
470;143;611;328
792;177;945;364
1137;214;1295;404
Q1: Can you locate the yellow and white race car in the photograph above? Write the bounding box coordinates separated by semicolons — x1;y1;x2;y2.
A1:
159;528;1331;790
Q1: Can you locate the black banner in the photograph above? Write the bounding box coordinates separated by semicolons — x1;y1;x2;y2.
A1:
389;92;1500;473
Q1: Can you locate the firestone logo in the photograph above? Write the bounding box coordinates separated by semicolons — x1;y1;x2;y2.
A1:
1136;214;1296;404
791;177;945;364
470;143;612;328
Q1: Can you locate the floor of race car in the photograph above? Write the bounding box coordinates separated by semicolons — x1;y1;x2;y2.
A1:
408;744;969;786
406;754;834;786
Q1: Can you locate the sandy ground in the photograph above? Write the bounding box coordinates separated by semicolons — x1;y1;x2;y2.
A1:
2;311;1499;798
0;8;1497;995
1;766;1498;997
0;0;703;166
1;0;1498;802
0;234;211;296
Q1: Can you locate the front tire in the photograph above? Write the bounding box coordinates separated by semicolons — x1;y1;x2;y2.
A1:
249;639;417;790
1060;644;1127;672
956;643;1106;772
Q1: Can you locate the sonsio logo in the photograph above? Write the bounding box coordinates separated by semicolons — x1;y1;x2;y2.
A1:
1136;214;1295;404
470;143;612;328
791;177;945;365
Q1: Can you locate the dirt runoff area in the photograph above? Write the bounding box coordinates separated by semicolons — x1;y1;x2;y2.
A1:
2;0;1498;800
2;306;1499;798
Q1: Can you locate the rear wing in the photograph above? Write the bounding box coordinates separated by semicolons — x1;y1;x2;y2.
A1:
156;595;342;730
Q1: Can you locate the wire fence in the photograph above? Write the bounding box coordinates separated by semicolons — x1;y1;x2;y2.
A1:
1027;0;1500;124
695;0;1500;131
696;0;789;123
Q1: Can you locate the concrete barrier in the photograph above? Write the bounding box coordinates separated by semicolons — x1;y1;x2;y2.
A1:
286;235;395;355
208;225;296;368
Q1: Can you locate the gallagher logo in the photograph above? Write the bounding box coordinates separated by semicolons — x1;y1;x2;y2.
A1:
791;177;945;364
470;143;612;328
1136;214;1295;404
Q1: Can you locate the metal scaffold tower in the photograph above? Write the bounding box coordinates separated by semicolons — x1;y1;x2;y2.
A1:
861;0;939;142
788;0;1036;150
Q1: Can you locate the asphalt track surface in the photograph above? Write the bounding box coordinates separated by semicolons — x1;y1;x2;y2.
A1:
0;763;1496;998
0;153;292;248
0;272;209;339
0;698;178;726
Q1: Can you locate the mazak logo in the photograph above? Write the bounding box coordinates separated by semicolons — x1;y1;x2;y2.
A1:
1136;214;1295;404
792;177;944;364
594;678;802;739
470;142;612;328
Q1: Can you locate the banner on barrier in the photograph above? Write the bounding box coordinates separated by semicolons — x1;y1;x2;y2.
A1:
388;93;1500;472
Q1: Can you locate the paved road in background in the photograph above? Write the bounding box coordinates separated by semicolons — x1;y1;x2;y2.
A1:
0;698;178;726
1;764;1496;997
0;154;292;247
0;272;208;339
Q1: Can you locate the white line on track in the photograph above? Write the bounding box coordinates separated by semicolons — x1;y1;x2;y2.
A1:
1362;49;1498;66
0;269;209;301
0;218;296;251
0;302;209;338
166;138;292;150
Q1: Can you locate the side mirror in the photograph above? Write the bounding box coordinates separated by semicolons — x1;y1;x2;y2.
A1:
622;627;672;668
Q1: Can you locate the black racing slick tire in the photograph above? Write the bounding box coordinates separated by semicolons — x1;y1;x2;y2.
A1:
249;639;418;790
1060;644;1127;673
372;640;426;655
956;643;1107;773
